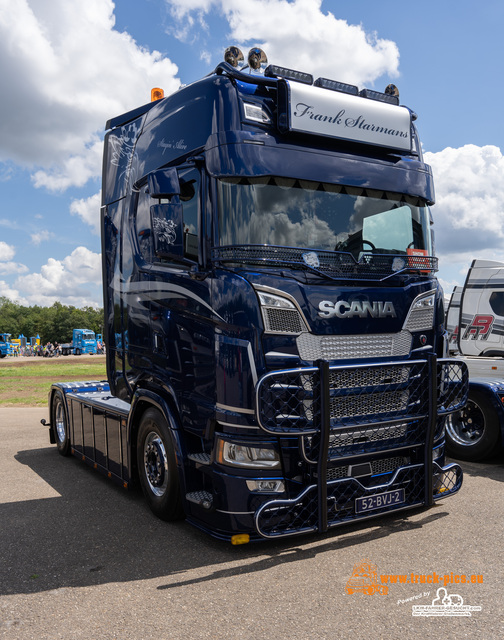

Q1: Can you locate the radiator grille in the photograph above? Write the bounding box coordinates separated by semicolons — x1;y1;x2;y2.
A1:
263;307;306;334
331;390;409;419
296;331;412;361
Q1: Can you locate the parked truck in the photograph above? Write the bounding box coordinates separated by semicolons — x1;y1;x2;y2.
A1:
60;329;98;356
445;259;504;460
0;333;12;358
41;47;468;543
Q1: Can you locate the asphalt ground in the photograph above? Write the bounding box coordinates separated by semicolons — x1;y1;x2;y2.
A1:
1;407;503;640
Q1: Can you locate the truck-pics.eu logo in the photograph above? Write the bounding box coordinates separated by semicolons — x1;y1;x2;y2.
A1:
346;560;388;596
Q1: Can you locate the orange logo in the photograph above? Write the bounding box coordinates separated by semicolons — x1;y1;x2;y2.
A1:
346;560;388;595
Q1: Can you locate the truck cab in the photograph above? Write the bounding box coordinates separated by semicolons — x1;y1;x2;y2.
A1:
46;49;468;542
0;333;12;358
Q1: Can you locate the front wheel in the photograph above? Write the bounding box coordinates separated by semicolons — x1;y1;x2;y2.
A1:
51;390;71;456
446;389;502;461
136;408;184;521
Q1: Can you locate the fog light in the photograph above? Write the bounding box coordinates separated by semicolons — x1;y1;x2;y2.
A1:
248;47;268;71
224;46;244;67
246;480;285;493
231;534;250;545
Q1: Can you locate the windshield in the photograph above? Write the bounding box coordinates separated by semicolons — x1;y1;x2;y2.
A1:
217;177;433;259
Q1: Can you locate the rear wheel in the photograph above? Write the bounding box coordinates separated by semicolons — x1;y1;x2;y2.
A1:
136;408;184;521
446;389;502;461
51;390;71;456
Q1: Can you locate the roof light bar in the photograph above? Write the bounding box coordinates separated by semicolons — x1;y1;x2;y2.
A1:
264;65;313;85
359;88;399;106
314;77;358;95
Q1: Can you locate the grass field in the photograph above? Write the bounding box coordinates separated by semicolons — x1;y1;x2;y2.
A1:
0;356;107;406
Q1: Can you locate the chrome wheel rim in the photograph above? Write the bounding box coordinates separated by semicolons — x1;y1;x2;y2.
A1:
143;431;169;496
446;399;484;447
55;402;66;443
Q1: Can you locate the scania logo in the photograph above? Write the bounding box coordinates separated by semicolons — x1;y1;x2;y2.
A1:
318;299;397;319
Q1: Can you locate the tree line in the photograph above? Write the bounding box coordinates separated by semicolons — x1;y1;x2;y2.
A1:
0;297;104;344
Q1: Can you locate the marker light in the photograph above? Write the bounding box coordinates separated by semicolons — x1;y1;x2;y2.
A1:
247;47;268;70
224;46;244;68
359;88;399;106
265;65;313;85
243;102;271;124
151;88;164;102
231;534;250;545
314;77;358;95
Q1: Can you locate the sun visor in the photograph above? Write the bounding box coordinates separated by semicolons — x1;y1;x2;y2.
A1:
205;134;435;204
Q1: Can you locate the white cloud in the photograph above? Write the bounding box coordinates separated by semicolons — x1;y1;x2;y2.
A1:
32;140;104;193
70;191;102;235
0;0;180;190
0;241;16;262
0;242;28;275
15;246;102;307
425;145;504;257
166;0;400;86
424;144;504;289
0;262;29;276
30;230;54;246
0;280;28;305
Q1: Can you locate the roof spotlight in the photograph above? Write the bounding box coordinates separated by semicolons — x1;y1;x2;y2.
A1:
385;84;400;99
224;46;244;68
247;47;268;71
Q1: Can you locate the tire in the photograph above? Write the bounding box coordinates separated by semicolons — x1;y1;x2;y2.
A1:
75;348;81;356
136;408;184;521
51;390;71;456
446;389;502;461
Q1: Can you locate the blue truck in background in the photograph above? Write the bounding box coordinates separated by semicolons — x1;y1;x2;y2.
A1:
42;47;468;543
0;333;12;358
60;329;98;356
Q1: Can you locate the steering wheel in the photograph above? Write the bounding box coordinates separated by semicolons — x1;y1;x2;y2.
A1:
362;240;376;251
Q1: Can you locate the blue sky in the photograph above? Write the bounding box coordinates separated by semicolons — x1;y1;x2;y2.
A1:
0;0;503;307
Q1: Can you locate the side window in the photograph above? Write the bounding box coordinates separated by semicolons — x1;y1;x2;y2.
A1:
489;292;504;317
179;167;200;260
136;185;153;263
135;168;200;264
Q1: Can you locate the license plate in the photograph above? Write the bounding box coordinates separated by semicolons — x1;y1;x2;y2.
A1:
355;489;405;514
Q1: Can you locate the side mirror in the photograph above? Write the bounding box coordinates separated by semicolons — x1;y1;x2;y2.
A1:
150;204;184;260
148;168;180;198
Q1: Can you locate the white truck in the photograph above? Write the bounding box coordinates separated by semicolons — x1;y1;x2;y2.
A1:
445;259;504;460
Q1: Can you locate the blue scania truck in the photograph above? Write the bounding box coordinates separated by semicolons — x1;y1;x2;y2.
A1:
43;48;468;543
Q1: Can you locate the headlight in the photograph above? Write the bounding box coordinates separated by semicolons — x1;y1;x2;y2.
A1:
404;292;436;332
258;292;295;309
256;289;309;334
216;439;281;469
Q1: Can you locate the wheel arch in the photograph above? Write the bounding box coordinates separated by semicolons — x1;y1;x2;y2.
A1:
469;380;504;443
128;388;187;491
48;384;69;445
